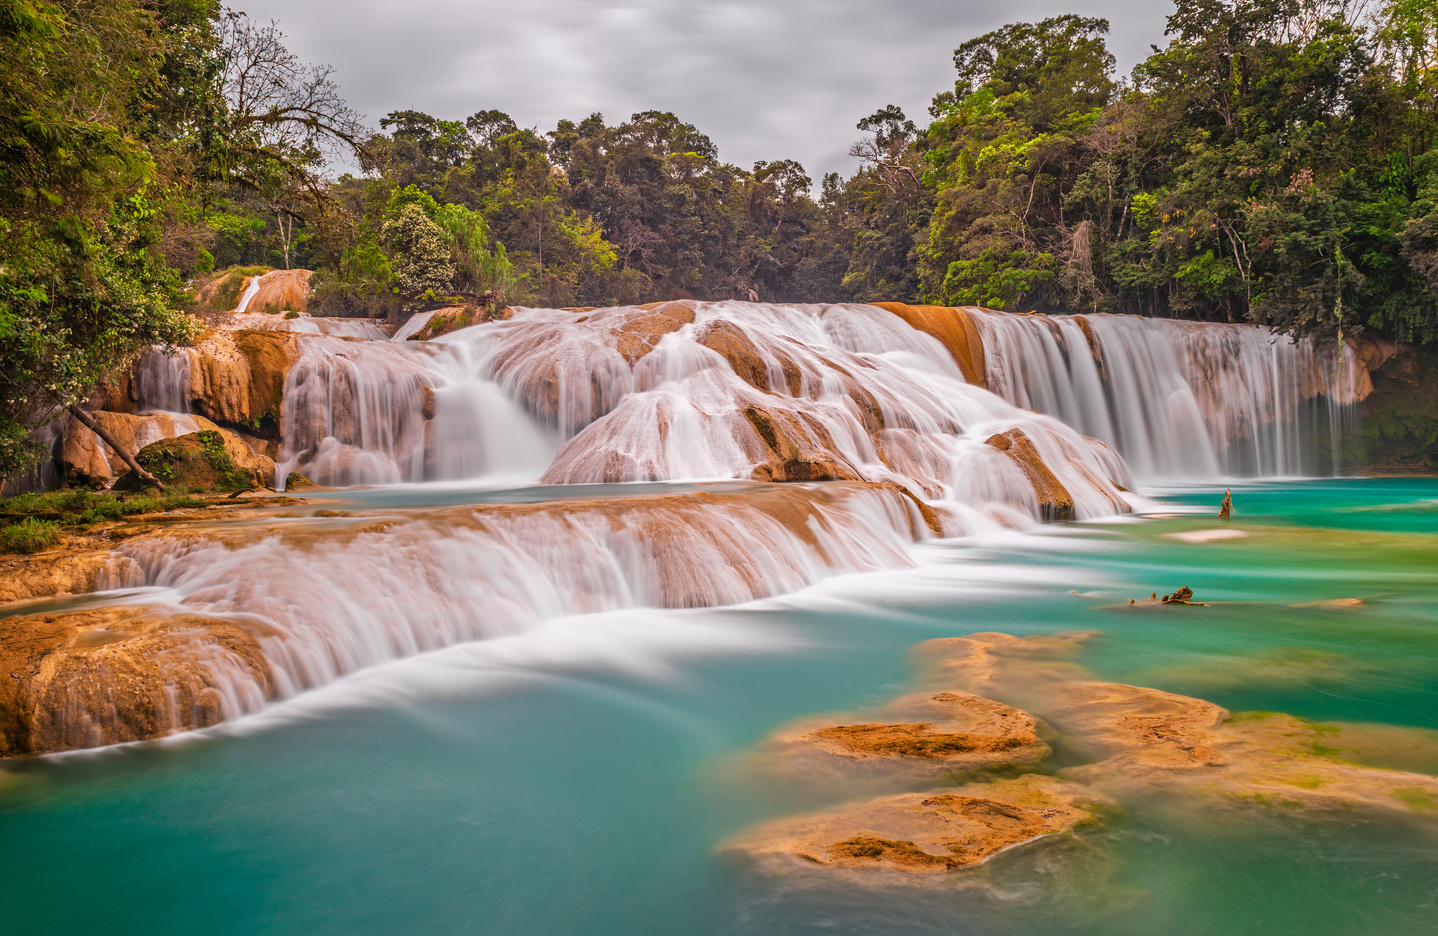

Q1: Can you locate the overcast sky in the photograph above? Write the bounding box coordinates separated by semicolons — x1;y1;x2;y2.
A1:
235;0;1176;182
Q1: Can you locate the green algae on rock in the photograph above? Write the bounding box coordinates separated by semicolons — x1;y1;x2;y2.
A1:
117;430;274;492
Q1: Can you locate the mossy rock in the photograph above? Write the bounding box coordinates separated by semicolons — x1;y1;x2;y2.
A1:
117;431;260;493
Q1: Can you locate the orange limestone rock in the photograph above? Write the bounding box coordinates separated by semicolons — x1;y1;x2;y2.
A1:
0;606;275;757
760;689;1048;782
189;328;299;429
1056;682;1438;816
869;303;988;387
616;301;696;364
986;429;1077;522
243;269;312;315
722;775;1100;875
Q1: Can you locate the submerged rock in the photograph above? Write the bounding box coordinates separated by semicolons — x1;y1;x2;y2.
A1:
722;775;1099;875
761;689;1048;782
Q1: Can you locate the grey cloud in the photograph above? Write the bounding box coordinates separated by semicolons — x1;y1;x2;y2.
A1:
237;0;1174;180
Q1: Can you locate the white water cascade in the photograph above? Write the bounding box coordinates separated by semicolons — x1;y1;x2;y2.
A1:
28;300;1379;753
134;350;192;414
108;484;926;725
265;302;1140;528
972;311;1364;478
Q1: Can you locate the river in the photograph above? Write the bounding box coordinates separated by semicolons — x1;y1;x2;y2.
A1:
3;476;1436;934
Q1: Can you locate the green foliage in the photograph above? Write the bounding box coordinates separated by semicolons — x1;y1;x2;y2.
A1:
0;487;207;550
0;517;60;554
381;204;455;300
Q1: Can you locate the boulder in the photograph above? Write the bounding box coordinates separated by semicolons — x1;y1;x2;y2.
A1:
58;411;224;488
986;428;1076;522
116;430;275;492
0;606;274;756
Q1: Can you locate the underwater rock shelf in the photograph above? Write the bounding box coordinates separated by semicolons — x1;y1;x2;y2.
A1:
722;631;1438;880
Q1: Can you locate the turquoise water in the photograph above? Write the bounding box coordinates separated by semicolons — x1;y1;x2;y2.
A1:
3;480;1437;934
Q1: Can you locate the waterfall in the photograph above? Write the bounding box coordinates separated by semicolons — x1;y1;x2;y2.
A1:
267;302;1139;527
134;349;192;414
109;484;925;725
22;299;1384;752
232;272;266;316
971;311;1363;478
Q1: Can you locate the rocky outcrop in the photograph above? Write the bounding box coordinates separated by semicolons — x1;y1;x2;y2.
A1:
0;606;274;757
59;411;275;489
986;429;1076;521
870;303;988;387
243;269;312;315
727;628;1438;882
188;328;299;434
758;689;1048;783
118;430;275;491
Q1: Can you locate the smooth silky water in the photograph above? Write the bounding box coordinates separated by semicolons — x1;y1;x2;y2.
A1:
2;477;1436;934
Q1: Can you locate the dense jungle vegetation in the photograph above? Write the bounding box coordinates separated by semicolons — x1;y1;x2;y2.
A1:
3;0;1438;480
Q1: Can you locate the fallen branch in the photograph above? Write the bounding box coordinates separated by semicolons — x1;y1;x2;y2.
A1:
67;405;164;491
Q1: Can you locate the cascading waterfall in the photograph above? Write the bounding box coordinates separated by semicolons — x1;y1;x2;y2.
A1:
260;302;1141;526
28;298;1383;752
107;484;927;725
971;310;1363;478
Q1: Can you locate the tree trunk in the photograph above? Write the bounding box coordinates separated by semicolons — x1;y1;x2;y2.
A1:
67;405;164;490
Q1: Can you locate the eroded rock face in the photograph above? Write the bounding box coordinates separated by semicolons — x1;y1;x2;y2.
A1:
0;606;275;757
188;329;299;432
723;775;1098;874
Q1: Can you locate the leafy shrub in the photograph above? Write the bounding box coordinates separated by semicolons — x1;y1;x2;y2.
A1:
0;518;61;553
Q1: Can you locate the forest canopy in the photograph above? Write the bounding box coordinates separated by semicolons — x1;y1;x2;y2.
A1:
4;0;1438;481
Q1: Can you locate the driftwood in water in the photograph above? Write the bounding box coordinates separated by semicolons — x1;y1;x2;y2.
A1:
1161;586;1208;606
1218;489;1233;519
